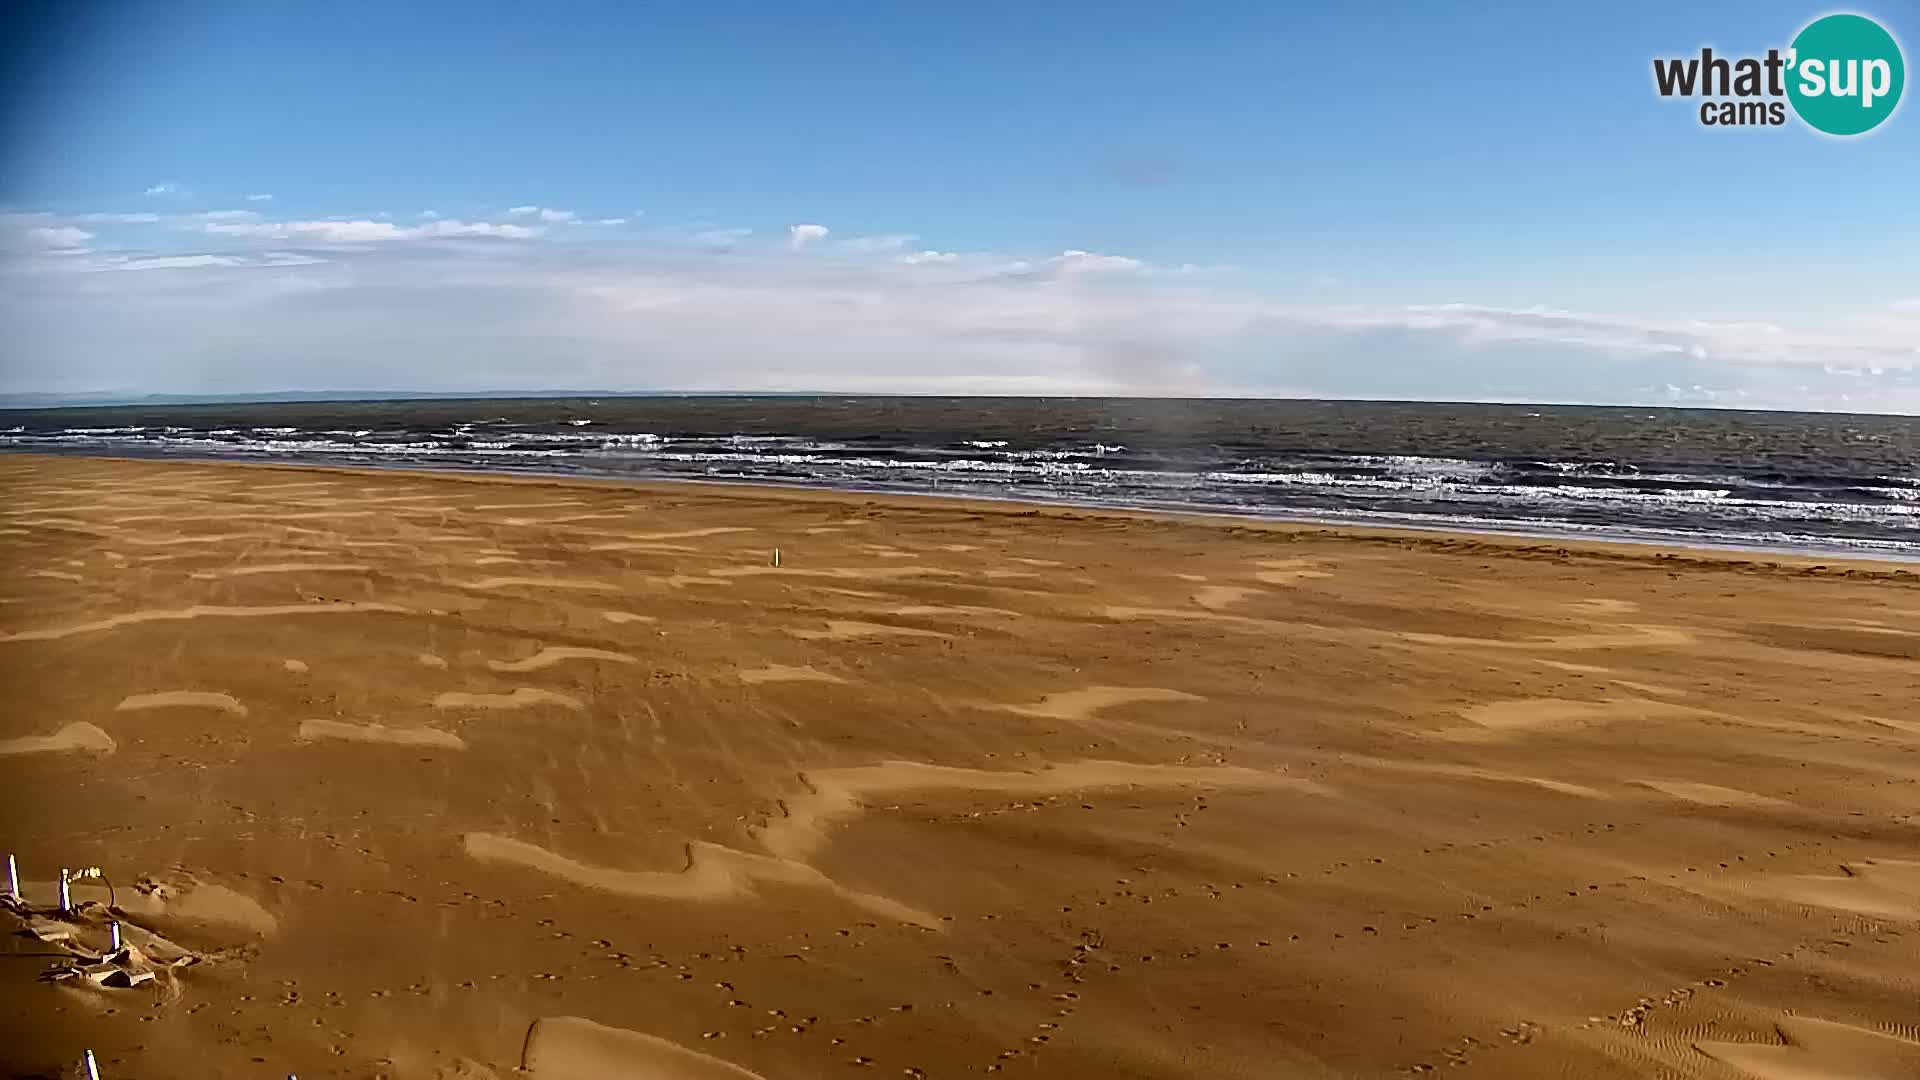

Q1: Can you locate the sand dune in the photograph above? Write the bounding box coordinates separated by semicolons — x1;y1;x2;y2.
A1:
432;687;585;712
0;600;411;643
298;719;467;750
522;1017;767;1080
486;646;638;673
116;690;248;716
1696;1016;1920;1079
0;721;115;756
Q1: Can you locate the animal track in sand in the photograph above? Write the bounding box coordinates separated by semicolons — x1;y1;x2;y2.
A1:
117;691;248;716
433;688;585;712
789;621;951;641
298;719;467;750
488;646;638;673
469;759;1322;928
0;722;116;756
1696;1016;1920;1079
1252;558;1331;585
189;562;370;579
1632;780;1789;808
739;665;845;686
1438;697;1715;740
521;1016;767;1079
995;686;1203;722
602;611;657;624
0;601;412;643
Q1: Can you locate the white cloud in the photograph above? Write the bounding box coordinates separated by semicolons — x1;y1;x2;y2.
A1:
591;218;629;226
202;218;540;242
506;206;577;223
787;223;830;249
83;252;327;272
842;233;916;253
419;210;440;219
896;250;959;264
245;193;273;202
194;210;262;222
1053;249;1145;274
72;212;161;224
143;183;185;197
693;227;752;250
24;226;93;251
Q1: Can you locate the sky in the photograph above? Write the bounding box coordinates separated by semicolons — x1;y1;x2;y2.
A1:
1;1;1916;412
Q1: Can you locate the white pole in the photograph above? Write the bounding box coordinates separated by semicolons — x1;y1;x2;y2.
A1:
57;868;71;912
772;547;781;568
110;922;122;950
5;853;16;901
83;1049;101;1080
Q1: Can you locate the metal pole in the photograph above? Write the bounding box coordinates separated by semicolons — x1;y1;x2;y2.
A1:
109;922;122;950
57;868;71;912
83;1049;101;1080
5;853;16;901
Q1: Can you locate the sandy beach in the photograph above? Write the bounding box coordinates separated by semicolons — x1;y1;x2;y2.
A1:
1;452;1916;1079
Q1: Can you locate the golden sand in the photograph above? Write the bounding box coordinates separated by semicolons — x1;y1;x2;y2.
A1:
1;453;1917;1079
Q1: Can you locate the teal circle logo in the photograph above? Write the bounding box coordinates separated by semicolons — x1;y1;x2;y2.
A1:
1787;13;1905;135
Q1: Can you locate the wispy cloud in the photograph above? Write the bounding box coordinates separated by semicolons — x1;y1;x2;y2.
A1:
245;193;273;201
591;218;629;226
507;206;578;224
143;183;187;197
842;233;916;253
201;218;540;242
194;210;262;222
787;223;829;249
693;227;752;250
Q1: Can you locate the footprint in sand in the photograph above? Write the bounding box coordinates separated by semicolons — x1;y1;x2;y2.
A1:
117;691;248;717
0;722;116;757
488;647;637;673
521;1016;766;1079
996;686;1202;722
299;719;467;750
740;665;845;686
1696;1016;1920;1079
433;688;585;712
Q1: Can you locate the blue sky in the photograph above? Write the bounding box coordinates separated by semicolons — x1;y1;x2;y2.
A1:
2;1;1916;410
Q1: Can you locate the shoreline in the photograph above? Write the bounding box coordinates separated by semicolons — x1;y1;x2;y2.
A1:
11;450;1920;573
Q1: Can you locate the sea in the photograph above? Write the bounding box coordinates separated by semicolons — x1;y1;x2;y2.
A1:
3;396;1917;560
